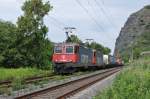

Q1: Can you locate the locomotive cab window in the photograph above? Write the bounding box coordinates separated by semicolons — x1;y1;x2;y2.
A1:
66;46;74;53
54;46;62;53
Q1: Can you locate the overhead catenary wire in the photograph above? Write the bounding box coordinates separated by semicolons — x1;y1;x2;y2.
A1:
49;17;66;32
75;0;105;32
87;0;104;23
94;0;117;28
49;20;63;30
50;16;67;27
49;0;114;41
87;0;111;31
75;0;114;40
87;0;115;39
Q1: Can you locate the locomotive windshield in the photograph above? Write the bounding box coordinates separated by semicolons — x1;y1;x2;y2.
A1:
54;46;62;53
66;46;74;53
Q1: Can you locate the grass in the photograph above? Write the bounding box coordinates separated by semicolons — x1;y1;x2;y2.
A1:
0;68;92;82
0;68;52;94
0;67;92;95
94;57;150;99
0;68;52;81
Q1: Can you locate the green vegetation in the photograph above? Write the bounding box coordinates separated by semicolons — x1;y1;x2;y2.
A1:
0;68;51;81
87;42;111;54
86;42;111;54
120;31;150;62
0;68;52;94
66;35;82;43
16;0;53;68
133;32;150;59
94;57;150;99
0;68;92;95
0;0;53;69
66;34;111;54
0;21;18;67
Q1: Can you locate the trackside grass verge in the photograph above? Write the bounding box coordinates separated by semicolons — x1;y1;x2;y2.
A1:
0;68;52;93
0;68;52;81
0;68;92;95
94;57;150;99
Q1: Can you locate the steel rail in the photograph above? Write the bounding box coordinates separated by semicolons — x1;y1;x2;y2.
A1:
14;67;122;99
58;68;120;99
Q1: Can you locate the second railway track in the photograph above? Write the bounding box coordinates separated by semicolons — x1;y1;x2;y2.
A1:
14;67;122;99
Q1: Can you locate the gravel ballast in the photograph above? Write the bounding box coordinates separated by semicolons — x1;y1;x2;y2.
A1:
68;71;120;99
0;68;117;99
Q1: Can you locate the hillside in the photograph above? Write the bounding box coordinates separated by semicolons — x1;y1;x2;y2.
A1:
114;5;150;62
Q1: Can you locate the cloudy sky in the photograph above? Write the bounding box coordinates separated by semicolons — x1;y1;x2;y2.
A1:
0;0;149;53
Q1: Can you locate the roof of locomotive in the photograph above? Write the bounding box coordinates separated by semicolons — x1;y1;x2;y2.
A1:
54;42;103;54
54;42;79;46
54;43;93;50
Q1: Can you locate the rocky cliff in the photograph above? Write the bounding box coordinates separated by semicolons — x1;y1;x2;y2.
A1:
114;5;150;62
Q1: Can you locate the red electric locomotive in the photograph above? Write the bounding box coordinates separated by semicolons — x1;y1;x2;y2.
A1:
52;43;104;73
52;43;79;63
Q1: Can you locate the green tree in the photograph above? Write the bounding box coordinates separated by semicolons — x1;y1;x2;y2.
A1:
66;35;82;43
88;42;111;54
43;38;54;69
0;20;22;67
103;47;111;54
16;0;53;68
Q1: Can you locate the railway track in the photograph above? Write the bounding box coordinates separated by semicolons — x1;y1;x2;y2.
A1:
14;67;122;99
0;71;93;89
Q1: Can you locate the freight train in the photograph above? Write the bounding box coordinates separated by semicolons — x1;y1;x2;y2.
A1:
52;43;123;74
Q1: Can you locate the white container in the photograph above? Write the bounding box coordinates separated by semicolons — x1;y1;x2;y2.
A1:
103;55;109;65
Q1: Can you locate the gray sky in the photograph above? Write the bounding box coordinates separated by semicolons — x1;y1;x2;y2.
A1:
0;0;149;53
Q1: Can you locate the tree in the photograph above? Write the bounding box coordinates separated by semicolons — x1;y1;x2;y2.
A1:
103;47;111;54
16;0;53;68
66;35;82;43
88;42;111;54
44;38;54;69
0;20;22;67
